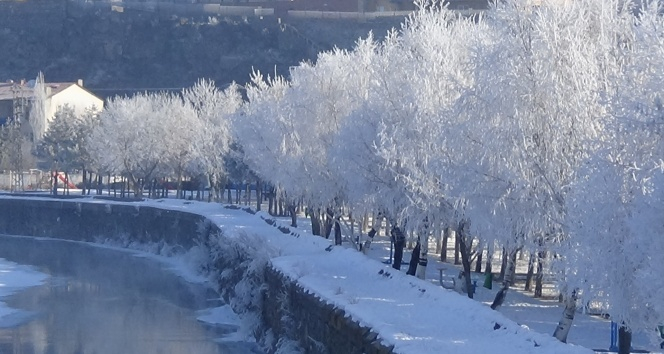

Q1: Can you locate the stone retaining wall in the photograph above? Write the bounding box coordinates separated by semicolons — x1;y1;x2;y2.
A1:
0;197;393;354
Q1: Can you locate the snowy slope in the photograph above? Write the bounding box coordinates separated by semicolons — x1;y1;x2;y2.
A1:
0;195;593;353
140;198;591;354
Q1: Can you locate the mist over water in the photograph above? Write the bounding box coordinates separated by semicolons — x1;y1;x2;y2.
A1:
0;235;263;354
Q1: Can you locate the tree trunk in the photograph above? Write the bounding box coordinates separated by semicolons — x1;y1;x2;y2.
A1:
475;246;483;273
435;224;442;254
498;249;508;282
441;227;450;262
310;209;322;236
407;241;420;276
289;204;297;228
552;289;578;343
534;251;546;298
334;214;342;246
278;197;284;216
415;229;428;280
485;242;493;276
363;214;380;253
510;251;518;284
64;171;70;195
324;208;334;239
618;325;631;354
52;170;58;195
176;170;183;199
457;220;474;299
525;253;535;292
256;178;262;211
81;169;87;195
454;230;461;265
392;225;406;271
87;172;94;195
208;174;216;202
491;248;518;310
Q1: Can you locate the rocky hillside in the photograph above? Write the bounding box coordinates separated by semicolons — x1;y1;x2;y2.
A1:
0;1;402;98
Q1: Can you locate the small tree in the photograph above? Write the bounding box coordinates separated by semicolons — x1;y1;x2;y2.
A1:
35;105;81;195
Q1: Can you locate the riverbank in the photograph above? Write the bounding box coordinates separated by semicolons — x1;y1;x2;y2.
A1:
0;195;591;353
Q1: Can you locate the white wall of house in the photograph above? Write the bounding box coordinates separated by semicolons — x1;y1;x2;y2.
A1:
44;84;104;135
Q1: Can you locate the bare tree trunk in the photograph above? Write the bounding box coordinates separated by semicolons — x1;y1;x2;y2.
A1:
324;208;334;239
333;214;341;246
491;248;518;310
120;176;126;198
64;171;70;195
454;230;461;265
97;174;103;195
475;245;483;273
485;242;494;275
52;170;58;195
82;169;87;195
534;251;546;298
525;252;535;292
441;227;450;262
415;225;428;279
256;178;262;211
407;241;419;276
278;197;284;216
310;209;322;236
361;214;369;234
289;203;297;228
208;174;215;202
362;213;381;253
498;248;508;282
457;219;474;299
392;225;406;271
87;171;94;195
434;223;442;254
176;169;183;199
553;289;578;342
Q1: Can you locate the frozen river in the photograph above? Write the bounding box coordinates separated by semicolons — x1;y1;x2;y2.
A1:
0;235;263;354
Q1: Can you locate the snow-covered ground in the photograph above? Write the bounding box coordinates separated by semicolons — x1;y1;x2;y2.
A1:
285;216;662;353
1;194;662;353
123;198;593;354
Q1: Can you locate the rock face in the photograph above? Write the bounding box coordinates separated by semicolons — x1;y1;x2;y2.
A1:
0;1;402;98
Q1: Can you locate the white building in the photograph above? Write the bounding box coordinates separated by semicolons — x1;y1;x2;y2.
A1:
0;79;104;140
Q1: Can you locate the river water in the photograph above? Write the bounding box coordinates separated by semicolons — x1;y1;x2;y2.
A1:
0;235;264;354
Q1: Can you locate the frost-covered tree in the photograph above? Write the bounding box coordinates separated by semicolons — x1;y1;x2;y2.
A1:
35;105;82;194
88;92;193;197
566;2;664;350
183;79;241;202
455;0;616;319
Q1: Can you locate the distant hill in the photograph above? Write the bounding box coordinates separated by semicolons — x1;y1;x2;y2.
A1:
0;1;404;99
